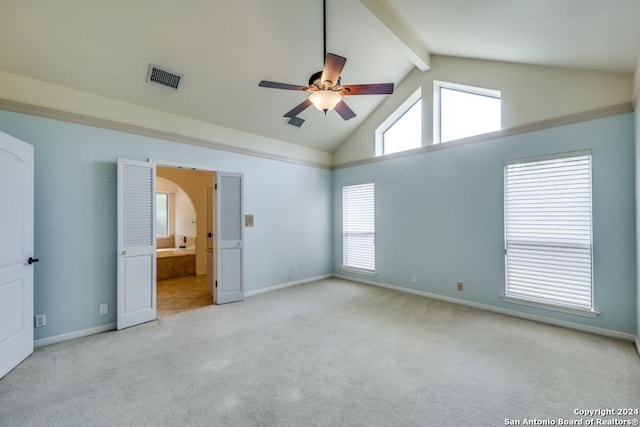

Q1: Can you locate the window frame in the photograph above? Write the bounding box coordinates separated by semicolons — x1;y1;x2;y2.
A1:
433;80;501;144
155;192;170;237
502;151;597;317
342;181;376;274
375;87;422;156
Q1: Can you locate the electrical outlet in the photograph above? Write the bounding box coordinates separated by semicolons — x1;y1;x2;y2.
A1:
35;314;46;328
411;274;417;283
99;303;109;315
457;282;464;292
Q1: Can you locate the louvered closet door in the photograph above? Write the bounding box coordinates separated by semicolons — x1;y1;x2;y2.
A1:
216;172;244;304
117;158;156;329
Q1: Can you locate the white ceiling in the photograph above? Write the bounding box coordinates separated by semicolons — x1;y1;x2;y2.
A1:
0;0;639;153
387;0;640;73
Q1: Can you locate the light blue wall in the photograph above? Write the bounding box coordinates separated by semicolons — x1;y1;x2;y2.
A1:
0;110;333;341
334;114;637;334
0;108;636;340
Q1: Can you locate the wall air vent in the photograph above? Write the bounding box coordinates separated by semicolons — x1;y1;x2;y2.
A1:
146;64;182;90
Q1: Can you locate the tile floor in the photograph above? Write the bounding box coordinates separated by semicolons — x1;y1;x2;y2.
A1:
157;275;213;317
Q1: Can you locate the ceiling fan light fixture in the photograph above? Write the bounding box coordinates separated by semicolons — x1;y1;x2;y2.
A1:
309;90;342;113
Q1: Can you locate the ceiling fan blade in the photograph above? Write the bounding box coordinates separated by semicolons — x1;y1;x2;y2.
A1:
259;81;308;91
334;100;356;121
320;53;346;89
284;99;313;118
340;83;394;96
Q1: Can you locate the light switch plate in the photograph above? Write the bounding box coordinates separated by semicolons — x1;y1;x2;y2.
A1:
245;214;254;227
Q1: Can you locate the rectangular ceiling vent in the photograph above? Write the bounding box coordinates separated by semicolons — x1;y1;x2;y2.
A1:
286;116;305;128
146;64;182;90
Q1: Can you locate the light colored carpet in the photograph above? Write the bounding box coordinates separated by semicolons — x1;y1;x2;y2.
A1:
1;279;639;426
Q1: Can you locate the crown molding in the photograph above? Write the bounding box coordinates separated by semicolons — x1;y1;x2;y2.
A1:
334;103;633;169
0;98;333;170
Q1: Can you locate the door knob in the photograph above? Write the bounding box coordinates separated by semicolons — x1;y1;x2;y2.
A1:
121;250;127;256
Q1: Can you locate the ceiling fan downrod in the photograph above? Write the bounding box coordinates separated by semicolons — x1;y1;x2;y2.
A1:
323;0;327;62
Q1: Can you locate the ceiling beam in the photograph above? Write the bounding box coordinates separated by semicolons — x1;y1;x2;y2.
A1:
345;0;431;71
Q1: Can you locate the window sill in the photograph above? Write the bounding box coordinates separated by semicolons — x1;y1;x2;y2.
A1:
501;296;599;318
341;267;377;277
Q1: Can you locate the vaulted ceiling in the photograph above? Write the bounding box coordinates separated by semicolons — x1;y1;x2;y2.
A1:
0;0;639;153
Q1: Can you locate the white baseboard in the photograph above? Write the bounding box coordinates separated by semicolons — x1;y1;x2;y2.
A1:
32;275;332;348
245;274;333;298
34;323;116;348
33;276;639;356
334;274;637;342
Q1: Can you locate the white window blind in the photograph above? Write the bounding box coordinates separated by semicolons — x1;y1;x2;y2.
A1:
343;182;375;272
504;152;593;311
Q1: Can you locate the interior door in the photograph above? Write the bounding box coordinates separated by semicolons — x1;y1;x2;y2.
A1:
206;185;215;299
216;172;244;304
117;158;156;329
0;131;34;379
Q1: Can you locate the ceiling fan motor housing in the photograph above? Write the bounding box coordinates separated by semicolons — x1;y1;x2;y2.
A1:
309;70;341;90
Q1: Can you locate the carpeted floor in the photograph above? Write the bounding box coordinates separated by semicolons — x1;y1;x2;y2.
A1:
1;279;639;426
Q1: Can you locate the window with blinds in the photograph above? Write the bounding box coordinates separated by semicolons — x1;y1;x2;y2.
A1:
343;182;375;272
504;152;594;313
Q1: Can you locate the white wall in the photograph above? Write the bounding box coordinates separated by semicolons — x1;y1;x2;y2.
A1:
334;55;633;165
636;103;640;347
634;56;640;347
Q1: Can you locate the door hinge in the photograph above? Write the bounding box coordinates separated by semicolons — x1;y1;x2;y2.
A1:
215;280;218;288
215;183;217;190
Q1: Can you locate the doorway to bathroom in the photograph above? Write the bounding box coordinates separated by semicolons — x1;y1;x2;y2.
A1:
117;158;244;329
155;165;216;317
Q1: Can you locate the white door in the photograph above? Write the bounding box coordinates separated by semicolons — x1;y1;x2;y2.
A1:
117;158;156;329
0;131;34;379
216;173;244;304
206;185;215;299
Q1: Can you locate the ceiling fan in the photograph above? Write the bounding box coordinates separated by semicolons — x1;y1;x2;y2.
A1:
258;0;394;126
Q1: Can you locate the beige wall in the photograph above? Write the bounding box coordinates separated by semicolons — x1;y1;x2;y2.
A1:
157;167;215;275
333;55;633;165
156;176;197;246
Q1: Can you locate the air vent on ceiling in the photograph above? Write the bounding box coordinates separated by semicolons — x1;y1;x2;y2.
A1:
286;116;305;128
146;64;182;90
